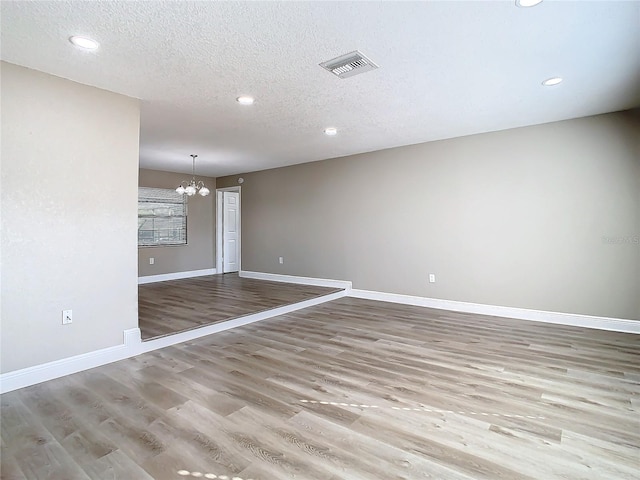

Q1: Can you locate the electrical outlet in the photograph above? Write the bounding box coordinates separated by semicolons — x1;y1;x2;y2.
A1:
62;309;73;325
149;257;155;265
279;257;284;264
429;274;436;283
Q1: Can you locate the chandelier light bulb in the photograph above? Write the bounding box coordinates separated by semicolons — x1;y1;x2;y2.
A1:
176;154;210;198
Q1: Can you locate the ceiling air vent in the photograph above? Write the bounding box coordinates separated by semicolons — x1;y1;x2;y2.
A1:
319;50;379;79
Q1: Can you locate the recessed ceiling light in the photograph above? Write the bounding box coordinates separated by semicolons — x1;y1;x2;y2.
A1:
236;95;255;105
69;35;99;50
516;0;543;7
542;77;563;86
324;127;338;136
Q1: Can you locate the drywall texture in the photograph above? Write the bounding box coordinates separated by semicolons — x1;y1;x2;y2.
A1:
138;169;215;277
1;62;141;373
218;111;640;320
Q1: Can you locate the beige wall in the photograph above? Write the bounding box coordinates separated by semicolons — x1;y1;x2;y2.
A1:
138;169;215;276
218;111;640;320
0;62;141;373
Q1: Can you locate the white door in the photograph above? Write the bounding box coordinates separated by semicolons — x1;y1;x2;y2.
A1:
223;191;240;273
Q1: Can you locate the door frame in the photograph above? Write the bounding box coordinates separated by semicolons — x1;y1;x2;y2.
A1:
216;186;241;274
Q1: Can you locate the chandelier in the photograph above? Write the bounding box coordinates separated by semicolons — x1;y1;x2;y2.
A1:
175;154;210;197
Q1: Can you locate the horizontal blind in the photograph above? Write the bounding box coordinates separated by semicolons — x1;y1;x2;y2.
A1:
138;187;187;246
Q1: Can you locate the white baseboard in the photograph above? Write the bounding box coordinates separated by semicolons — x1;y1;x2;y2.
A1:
0;328;142;394
123;327;142;345
138;268;217;284
349;289;640;334
4;277;636;394
0;286;349;394
240;270;352;291
136;289;347;354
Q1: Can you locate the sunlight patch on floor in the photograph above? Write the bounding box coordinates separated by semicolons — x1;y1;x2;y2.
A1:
298;398;546;419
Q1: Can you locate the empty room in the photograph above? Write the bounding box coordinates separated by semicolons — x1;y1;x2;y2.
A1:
1;1;639;479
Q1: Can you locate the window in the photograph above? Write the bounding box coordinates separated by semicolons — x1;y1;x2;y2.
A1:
138;187;187;246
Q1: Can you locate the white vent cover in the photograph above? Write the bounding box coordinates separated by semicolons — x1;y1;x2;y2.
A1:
320;50;379;79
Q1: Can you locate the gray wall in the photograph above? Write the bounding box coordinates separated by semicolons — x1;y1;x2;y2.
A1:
218;111;640;320
1;62;141;373
138;169;215;277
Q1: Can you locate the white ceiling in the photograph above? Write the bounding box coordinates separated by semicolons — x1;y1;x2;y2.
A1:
2;1;639;177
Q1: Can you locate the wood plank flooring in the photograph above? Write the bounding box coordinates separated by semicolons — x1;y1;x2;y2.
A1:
138;274;342;340
2;297;639;479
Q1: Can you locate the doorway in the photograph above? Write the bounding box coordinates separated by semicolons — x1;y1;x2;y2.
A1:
216;187;241;274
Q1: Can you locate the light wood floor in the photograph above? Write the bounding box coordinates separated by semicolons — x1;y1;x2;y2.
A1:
2;297;639;479
138;274;342;340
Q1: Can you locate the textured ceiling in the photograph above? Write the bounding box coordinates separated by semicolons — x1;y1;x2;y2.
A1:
2;1;639;177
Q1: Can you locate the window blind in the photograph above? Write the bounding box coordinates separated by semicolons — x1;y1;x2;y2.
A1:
138;187;187;246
